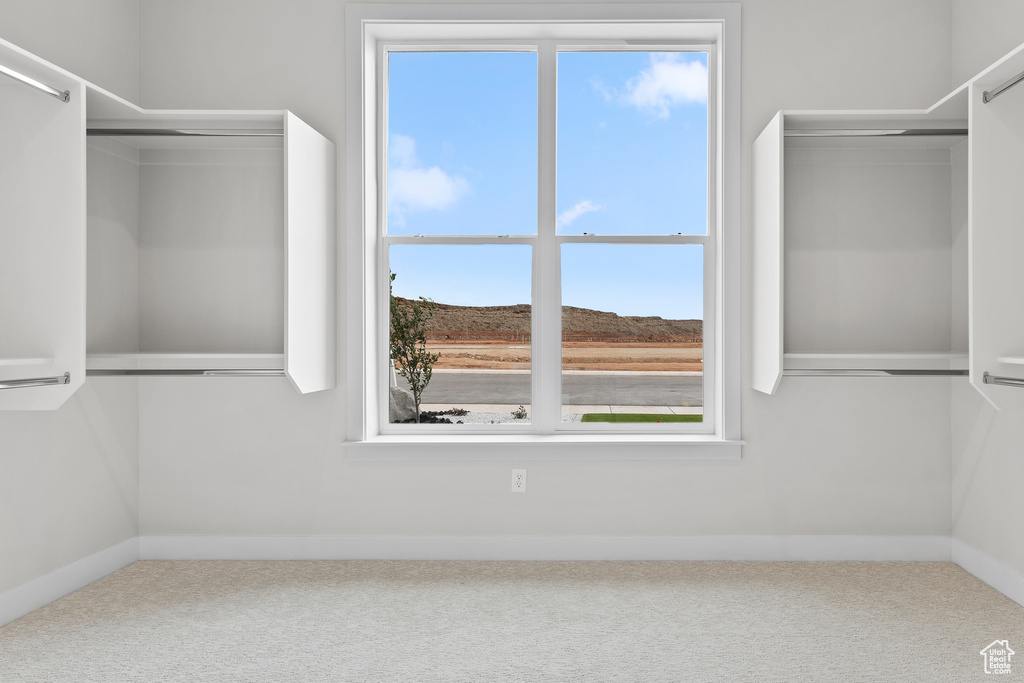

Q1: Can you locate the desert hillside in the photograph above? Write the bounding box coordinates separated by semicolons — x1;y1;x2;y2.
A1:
394;298;702;342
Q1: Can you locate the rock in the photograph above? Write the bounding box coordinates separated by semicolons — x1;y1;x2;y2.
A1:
389;386;417;423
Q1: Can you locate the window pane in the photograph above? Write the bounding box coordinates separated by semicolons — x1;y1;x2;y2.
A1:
557;51;708;236
389;245;532;424
387;52;538;236
561;244;703;423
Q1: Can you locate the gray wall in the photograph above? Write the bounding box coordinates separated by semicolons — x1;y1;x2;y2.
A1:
951;0;1024;577
953;0;1024;87
0;1;140;595
135;0;956;541
0;0;139;101
0;381;138;593
6;0;1023;598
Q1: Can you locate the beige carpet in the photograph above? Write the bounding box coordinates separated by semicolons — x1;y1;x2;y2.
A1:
0;561;1021;682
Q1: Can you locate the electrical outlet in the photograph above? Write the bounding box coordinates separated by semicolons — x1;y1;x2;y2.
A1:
511;468;527;493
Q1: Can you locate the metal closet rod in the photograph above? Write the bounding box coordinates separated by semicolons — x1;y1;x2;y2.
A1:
983;371;1024;388
785;128;968;137
85;369;286;377
983;68;1024;104
87;128;283;137
0;372;70;390
0;63;70;103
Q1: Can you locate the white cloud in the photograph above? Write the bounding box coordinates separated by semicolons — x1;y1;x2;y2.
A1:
389;133;418;169
388;134;468;224
390;166;469;211
557;200;602;228
589;77;614;103
624;54;707;118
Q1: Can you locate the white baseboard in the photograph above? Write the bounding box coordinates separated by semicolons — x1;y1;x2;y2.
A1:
0;535;975;627
0;537;139;627
138;534;952;562
952;538;1024;608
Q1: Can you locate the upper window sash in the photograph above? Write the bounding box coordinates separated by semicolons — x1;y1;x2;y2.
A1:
555;47;713;238
380;41;717;241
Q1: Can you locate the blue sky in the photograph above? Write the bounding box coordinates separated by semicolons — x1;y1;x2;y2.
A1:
387;50;707;320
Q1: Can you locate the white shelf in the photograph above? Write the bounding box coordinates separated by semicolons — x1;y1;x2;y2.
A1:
784;353;968;372
86;353;285;372
997;356;1024;366
0;357;53;367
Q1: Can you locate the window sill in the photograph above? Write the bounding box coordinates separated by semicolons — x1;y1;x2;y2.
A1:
344;436;743;461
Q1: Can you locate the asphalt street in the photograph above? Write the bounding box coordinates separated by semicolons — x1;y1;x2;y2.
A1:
400;372;703;406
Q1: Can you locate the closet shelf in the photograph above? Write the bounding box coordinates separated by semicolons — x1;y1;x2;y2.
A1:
783;353;968;372
86;353;285;372
0;357;54;367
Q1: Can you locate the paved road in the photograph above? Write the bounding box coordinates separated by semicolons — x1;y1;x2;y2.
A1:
400;372;703;406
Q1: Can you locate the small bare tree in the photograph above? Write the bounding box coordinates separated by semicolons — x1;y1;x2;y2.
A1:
389;272;440;423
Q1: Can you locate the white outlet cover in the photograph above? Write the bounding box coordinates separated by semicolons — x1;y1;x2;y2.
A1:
511;468;527;493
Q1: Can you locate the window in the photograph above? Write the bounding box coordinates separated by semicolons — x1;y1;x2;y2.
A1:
346;4;740;448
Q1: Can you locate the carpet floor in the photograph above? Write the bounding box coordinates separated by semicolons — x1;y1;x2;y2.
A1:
0;561;1021;682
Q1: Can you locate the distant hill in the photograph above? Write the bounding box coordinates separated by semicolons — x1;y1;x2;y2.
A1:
394;298;702;342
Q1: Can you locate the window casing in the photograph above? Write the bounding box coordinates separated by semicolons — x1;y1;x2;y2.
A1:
346;4;740;449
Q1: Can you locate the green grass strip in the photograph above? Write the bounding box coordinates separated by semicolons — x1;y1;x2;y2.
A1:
580;413;703;423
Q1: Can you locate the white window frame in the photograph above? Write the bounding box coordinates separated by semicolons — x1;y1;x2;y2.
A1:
346;4;741;458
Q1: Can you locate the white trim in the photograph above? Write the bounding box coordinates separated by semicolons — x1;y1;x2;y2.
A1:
139;534;949;562
346;3;742;445
346;438;742;460
536;40;559;435
718;3;741;442
0;537;138;627
952;538;1024;608
19;536;1024;625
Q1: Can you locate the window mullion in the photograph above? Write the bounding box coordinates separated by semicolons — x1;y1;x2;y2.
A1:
534;41;559;434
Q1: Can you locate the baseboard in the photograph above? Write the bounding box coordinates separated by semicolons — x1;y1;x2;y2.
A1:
0;537;139;627
0;535;969;627
13;536;1022;630
138;534;951;562
952;538;1024;608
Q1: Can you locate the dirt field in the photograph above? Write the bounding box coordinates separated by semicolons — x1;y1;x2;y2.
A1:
426;339;703;372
